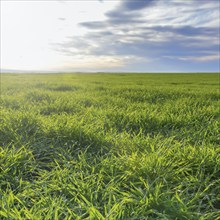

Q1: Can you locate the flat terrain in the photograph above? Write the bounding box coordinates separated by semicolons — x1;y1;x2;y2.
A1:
0;73;219;219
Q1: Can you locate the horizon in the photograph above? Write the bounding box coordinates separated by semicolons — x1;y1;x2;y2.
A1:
1;0;220;73
1;70;219;74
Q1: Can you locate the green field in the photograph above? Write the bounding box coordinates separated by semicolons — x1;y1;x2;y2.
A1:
0;73;219;219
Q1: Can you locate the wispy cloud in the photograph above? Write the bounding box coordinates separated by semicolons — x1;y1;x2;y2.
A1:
50;55;146;72
58;17;66;21
177;54;220;62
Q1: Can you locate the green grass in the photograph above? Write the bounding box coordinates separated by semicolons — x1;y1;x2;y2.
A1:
0;73;219;219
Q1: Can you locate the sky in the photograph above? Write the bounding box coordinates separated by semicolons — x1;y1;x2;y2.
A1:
1;0;220;72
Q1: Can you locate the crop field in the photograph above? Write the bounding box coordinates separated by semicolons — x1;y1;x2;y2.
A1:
0;73;219;219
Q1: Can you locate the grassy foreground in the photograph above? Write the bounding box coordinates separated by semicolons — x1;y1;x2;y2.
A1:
0;73;219;219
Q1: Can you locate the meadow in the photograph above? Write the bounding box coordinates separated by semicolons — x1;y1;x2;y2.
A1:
0;73;219;219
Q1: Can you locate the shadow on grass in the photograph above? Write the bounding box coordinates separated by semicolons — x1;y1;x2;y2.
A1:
110;89;187;104
0;114;111;173
35;83;81;92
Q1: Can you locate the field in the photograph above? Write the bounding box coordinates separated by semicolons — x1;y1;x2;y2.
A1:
0;73;219;219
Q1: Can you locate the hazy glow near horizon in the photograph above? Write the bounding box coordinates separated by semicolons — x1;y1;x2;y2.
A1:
1;1;118;71
1;0;220;72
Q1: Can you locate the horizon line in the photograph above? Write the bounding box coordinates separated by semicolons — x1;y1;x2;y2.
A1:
1;71;219;74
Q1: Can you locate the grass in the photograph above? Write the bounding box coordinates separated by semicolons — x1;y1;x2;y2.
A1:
0;73;219;219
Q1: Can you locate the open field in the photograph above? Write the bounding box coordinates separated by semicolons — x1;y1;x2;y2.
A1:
0;73;220;219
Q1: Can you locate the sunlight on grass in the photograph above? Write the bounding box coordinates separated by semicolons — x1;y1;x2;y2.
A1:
0;73;219;219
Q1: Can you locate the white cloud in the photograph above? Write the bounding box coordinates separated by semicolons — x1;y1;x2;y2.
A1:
165;54;220;62
49;55;144;72
187;54;220;62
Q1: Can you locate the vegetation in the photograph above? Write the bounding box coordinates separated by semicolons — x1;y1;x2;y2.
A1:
0;73;219;219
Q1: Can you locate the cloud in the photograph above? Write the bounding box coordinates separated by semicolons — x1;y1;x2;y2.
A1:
49;55;145;72
192;54;220;62
147;26;218;37
58;17;66;21
53;0;220;71
57;22;219;57
80;21;107;29
119;0;156;11
179;54;220;62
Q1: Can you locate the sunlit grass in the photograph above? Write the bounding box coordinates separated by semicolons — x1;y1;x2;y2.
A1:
0;73;219;219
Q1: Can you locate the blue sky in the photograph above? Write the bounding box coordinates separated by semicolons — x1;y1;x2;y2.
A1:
1;0;220;72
